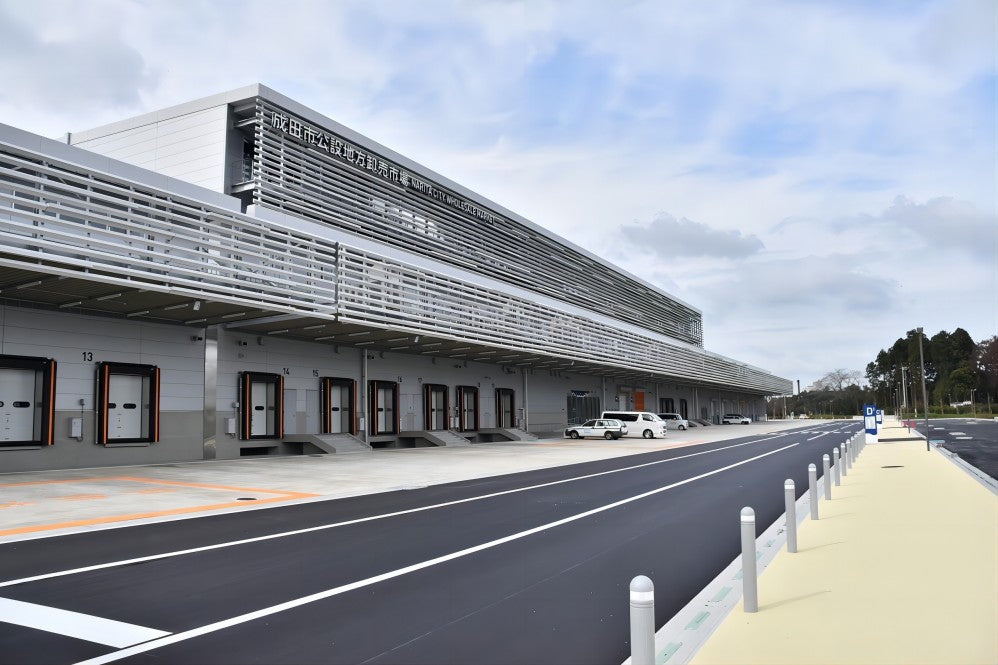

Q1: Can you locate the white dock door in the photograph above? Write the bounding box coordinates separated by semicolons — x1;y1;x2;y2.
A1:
108;374;143;440
0;368;36;441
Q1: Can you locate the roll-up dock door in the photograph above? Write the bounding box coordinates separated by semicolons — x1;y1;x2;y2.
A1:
0;355;56;447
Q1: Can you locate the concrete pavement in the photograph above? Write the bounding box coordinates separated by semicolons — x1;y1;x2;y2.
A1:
0;419;803;543
683;419;998;665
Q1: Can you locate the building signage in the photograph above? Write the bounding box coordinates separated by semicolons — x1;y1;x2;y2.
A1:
269;111;501;225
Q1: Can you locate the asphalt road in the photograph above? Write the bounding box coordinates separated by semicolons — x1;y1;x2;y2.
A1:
912;417;998;481
0;422;862;665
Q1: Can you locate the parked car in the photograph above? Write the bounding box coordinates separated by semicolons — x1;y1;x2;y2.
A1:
721;413;752;424
656;413;689;430
600;411;668;439
565;419;628;440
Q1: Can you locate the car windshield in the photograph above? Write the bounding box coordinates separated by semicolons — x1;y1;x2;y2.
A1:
583;420;597;426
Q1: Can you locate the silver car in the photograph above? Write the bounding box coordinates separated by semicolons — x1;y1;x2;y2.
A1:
721;413;752;424
656;413;689;430
565;419;628;440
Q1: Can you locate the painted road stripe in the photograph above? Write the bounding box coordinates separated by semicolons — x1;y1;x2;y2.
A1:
955;436;973;440
0;597;169;648
806;432;829;440
2;434;795;590
75;443;800;665
950;432;966;435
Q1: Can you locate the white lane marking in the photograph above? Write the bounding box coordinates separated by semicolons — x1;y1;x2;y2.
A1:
0;597;169;648
955;436;973;440
1;434;792;589
806;432;829;441
75;442;800;665
950;432;966;436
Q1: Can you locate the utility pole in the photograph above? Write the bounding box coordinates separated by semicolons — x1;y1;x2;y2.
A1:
900;366;908;408
971;388;977;417
917;328;929;452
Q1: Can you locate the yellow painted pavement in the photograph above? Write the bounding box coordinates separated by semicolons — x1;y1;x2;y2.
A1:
691;424;998;665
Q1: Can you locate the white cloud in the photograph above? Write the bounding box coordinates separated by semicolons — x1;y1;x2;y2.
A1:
0;0;993;389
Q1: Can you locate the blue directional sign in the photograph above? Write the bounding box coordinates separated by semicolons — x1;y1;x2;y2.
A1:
875;409;884;424
863;404;877;435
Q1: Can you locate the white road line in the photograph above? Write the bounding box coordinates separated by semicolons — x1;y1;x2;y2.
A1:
74;442;800;665
955;436;973;440
1;434;791;590
806;432;829;440
951;432;966;435
0;597;169;648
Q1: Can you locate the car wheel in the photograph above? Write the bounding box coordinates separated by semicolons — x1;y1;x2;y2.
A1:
569;431;579;439
679;425;686;430
743;421;749;425
642;429;653;439
604;431;614;440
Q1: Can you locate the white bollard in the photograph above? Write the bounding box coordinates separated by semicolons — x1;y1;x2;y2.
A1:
808;464;819;520
823;454;832;500
833;448;841;486
841;442;849;477
784;480;797;553
741;507;758;612
629;576;655;665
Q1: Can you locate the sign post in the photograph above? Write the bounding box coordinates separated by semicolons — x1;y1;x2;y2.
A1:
863;404;878;445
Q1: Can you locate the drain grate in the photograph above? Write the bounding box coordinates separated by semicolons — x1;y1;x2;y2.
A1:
236;497;258;501
881;465;904;469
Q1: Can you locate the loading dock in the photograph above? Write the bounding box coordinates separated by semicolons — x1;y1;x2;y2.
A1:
320;377;356;435
239;372;283;440
423;384;449;430
0;355;55;447
95;362;160;445
457;386;479;431
496;388;515;428
369;380;399;435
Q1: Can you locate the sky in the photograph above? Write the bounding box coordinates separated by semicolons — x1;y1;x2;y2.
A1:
1;0;995;390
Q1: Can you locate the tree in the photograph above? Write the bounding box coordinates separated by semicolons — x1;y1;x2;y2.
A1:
976;336;998;402
947;365;976;402
810;369;862;391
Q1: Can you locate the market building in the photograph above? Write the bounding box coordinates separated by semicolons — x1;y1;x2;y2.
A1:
0;84;791;472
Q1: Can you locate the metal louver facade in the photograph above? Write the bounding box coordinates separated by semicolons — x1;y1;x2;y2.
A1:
0;129;789;395
248;98;705;348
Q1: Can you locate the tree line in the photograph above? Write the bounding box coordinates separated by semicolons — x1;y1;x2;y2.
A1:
866;328;995;412
770;328;996;418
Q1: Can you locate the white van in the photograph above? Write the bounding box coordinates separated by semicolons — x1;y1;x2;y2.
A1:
600;411;667;439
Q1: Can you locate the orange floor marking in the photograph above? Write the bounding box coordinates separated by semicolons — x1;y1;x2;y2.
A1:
57;494;107;501
0;476;318;537
0;476;115;487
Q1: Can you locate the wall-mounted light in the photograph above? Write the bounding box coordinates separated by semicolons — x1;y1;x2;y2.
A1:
192;300;202;311
413;335;420;343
